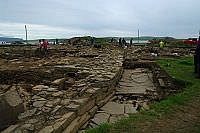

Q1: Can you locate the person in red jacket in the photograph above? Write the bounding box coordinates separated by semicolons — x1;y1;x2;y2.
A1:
42;39;48;56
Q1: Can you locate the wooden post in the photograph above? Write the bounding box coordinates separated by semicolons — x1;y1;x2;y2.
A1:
138;29;140;44
25;25;28;44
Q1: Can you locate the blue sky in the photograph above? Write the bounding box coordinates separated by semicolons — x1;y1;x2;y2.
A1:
0;0;200;39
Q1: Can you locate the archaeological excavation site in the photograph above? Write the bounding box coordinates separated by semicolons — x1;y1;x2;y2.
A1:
0;40;193;133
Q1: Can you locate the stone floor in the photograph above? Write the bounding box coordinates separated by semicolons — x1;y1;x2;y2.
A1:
83;68;157;129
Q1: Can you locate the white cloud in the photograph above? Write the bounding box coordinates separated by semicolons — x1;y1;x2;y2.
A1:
0;0;200;39
0;22;90;39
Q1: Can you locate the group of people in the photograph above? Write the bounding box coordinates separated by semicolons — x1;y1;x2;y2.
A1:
119;38;126;47
119;38;133;48
37;39;48;56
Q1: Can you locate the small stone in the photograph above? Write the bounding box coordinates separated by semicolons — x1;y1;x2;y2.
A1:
66;103;80;111
158;78;165;87
25;119;38;124
37;91;51;97
65;78;75;87
51;105;62;114
85;88;96;94
45;104;53;108
52;78;66;85
61;99;71;105
52;78;66;90
47;87;58;92
52;91;64;97
33;101;46;108
54;115;62;119
42;106;52;113
74;83;86;88
32;85;49;94
104;74;115;79
37;98;47;101
31;95;42;100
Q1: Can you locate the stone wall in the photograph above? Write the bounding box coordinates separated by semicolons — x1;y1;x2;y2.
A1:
1;46;124;133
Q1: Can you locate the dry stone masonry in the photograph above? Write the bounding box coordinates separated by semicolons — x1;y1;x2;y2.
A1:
0;45;187;133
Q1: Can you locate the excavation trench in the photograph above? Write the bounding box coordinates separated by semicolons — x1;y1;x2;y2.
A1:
78;60;184;131
0;59;184;133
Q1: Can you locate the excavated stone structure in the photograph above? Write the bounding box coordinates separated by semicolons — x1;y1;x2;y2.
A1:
0;45;187;133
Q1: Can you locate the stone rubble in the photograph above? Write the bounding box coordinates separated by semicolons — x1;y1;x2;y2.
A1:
0;46;124;133
0;45;186;133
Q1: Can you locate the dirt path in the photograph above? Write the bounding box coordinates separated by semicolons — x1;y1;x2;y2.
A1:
136;95;200;133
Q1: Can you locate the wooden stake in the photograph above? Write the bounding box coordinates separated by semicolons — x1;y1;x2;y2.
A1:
25;25;28;44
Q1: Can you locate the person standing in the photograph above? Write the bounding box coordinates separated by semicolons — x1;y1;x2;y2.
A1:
130;38;133;46
119;38;122;47
122;38;126;47
42;39;48;56
37;39;42;50
110;38;114;43
90;37;94;47
159;40;164;49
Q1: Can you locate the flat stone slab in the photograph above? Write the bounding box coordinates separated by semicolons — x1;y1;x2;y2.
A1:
124;104;137;114
101;102;124;115
117;68;155;95
91;113;110;125
119;80;154;87
116;86;147;95
66;103;80;112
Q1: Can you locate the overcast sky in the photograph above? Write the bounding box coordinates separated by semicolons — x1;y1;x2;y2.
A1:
0;0;200;40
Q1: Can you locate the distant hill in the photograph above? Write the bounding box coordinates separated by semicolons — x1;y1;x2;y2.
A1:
108;36;175;40
0;37;23;42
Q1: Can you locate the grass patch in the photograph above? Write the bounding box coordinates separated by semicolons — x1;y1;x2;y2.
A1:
85;123;112;133
85;56;200;133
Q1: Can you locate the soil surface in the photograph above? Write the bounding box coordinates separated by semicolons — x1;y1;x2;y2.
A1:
137;95;200;133
110;95;200;133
